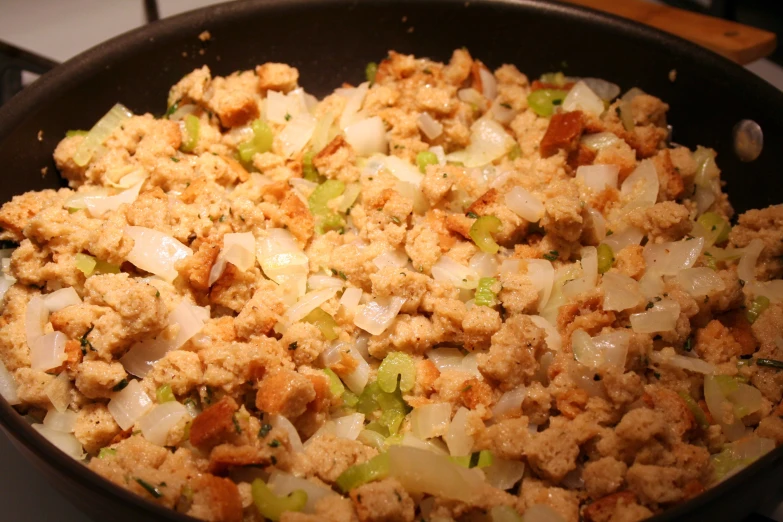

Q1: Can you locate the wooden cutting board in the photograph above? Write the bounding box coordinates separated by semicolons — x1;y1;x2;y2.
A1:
561;0;777;65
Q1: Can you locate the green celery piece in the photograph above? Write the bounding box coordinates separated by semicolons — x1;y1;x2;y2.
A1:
180;114;200;153
469;215;502;254
335;453;390;492
303;307;339;340
251;479;307;521
377;352;416;393
474;277;498;307
527;89;569;117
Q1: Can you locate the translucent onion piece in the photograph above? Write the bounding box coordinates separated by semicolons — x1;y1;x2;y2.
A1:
286;287;339;324
310;112;336;154
354;296;406;336
269;414;304;453
505;186;544;222
444;407;473;456
268;471;337;514
576;164;619;191
138;401;189;446
43;409;78;433
484;458;526;490
388;446;483;501
562;247;598;299
694;184;717;215
572;329;630;369
639;271;665;299
562;81;605;117
266;90;292;124
337;183;361;213
738;239;764;283
344;116;388;157
108;379;153;431
339;81;370;129
169;300;207;349
445;118;515;168
373;250;408;270
222;232;256;272
746;280;783;303
461;352;482;377
528;315;562;351
630;298;680;334
418;113;443;140
524;505;567;522
581;132;620;151
432;256;480;290
25;295;48;347
620;159;659;209
339;287;363;313
30;332;67;371
340;345;371;395
307;275;345;291
478;66;498;100
394;180;429;215
333;413;365;440
0;359;20;405
44;371;72;413
84;181;143;218
525;260;555;311
32;424;84;460
410;403;451;439
704;375;746;441
492;387;527;419
643;237;705;277
125;226;192;283
651;348;716;375
490;99;516;125
600;227;644;254
257;229;309;289
120;337;172;378
458;88;485;107
73;103;133;167
601;272;642;312
278;113;317;158
676;267;726;297
377;154;424;188
43;287;82;313
469;252;499;279
581;78;621;101
426;348;464;372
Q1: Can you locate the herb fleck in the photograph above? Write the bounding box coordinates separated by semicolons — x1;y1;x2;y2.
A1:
645;302;655;310
232;414;242;434
269;439;281;448
391;216;401;225
288;342;298;350
112;379;129;392
134;478;162;498
543;251;559;262
80;325;95;354
466;211;478;219
258;424;273;438
170;157;180;163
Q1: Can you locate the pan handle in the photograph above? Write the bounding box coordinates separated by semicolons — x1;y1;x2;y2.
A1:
0;41;59;106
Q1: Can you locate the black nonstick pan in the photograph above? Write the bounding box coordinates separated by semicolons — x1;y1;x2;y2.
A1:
0;0;781;521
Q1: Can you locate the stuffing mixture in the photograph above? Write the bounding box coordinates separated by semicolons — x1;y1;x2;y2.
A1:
0;49;782;522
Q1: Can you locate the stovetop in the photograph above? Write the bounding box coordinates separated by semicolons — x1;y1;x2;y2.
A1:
0;0;781;521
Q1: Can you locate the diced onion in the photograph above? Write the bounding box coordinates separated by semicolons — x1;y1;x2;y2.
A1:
339;82;370;129
444;407;473;456
524;505;567;522
0;359;20;405
469;252;498;278
426;348;464;372
410;403;451;439
562;247;598;299
600;226;644;253
339;287;363;313
581;132;620;151
524;260;555;311
492;387;527;419
32;424;84;460
372;154;424;188
266;91;292;124
108;379;153;431
286;287;339;324
120;337;172;378
639;271;665;299
620;159;659;209
125;226;192;283
576;164;619;191
675;267;726;297
445;118;515;168
562;81;605;117
490;99;516;125
333;413;365;440
643;237;704;276
432;256;480;290
694;184;717;215
394;180;428;215
74;103;133;167
581;78;621;101
478;66;498;100
586;207;607;242
400;432;449;455
278;113;317;158
43;409;78;433
257;229;309;292
43;287;82;313
44;371;72;413
458;88;485;107
505;186;544;222
484;458;526;490
138;401;189;446
169;300;207;349
704;376;746;441
528;315;562;351
268;471;337;514
339;345;371;395
310;112;336;154
738;239;764;283
601;272;642;312
25;295;48;347
354;296;406;336
223;232;256;272
308;275;345;291
572;329;630;369
30;332;67;371
461;352;482;377
630;298;680;334
269;414;304;453
651;347;716;375
418;113;443;140
388;446;483;501
373;250;408;270
84;181;144;217
344;116;388;157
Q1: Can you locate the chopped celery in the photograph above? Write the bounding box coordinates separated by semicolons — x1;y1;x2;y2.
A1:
365;421;390;437
238;119;274;163
324;368;345;397
303;307;339;340
357;429;386;450
356;381;409;435
66;130;88;138
68;207;81;214
75;253;97;277
416;151;439;173
308;180;346;234
156;384;175;403
475;277;498;307
181;114;200;153
343;390;359;407
94;259;121;274
365;62;379;84
98;447;116;458
469;215;502;254
490;505;523;522
335;452;390;492
251;479;307;521
745;296;770;324
385;432;404;445
450;450;494;469
377;352;416;393
677;391;709;429
302;151;324;183
527;89;569;117
379;408;405;434
508;143;521;160
539;72;566;86
698;212;731;244
597;243;614;274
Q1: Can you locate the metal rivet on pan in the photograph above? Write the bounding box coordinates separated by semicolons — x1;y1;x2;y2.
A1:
733;119;763;162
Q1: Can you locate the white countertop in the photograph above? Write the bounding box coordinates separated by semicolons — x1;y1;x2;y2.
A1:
0;0;781;521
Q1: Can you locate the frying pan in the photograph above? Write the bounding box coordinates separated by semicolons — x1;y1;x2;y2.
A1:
0;1;781;520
